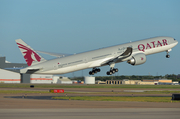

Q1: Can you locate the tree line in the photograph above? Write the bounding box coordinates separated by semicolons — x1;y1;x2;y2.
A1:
70;74;180;81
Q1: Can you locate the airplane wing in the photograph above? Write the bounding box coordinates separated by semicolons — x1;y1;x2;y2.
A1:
89;47;133;68
120;47;132;56
36;50;72;58
101;47;133;66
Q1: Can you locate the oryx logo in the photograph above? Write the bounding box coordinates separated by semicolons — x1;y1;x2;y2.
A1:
17;43;41;66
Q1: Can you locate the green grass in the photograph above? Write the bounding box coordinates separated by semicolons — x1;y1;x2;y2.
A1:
0;89;179;94
144;90;180;94
52;96;179;103
66;90;180;94
0;83;180;89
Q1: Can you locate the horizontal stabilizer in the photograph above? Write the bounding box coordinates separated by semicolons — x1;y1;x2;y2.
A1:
26;69;40;74
36;50;72;58
20;68;41;74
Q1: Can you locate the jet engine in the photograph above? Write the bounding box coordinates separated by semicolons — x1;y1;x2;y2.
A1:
127;53;146;65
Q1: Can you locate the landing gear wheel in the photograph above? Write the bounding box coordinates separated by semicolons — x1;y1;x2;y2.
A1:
106;68;119;75
97;68;101;72
113;68;118;72
89;71;92;75
111;70;115;74
89;68;101;75
94;70;98;73
166;54;170;58
91;71;95;75
89;71;95;75
109;71;113;75
106;71;112;75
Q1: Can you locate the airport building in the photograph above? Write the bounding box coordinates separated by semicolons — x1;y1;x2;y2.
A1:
84;77;95;84
0;68;71;84
105;79;173;85
0;69;55;84
0;57;70;84
0;57;29;83
96;80;106;84
56;76;73;84
106;80;122;84
0;68;21;83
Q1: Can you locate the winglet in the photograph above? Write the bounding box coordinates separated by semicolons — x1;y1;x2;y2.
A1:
16;39;46;66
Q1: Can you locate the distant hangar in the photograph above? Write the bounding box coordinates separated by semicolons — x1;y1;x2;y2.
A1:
0;57;72;84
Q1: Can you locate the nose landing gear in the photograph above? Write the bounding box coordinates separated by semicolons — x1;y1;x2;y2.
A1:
166;54;170;58
166;49;171;58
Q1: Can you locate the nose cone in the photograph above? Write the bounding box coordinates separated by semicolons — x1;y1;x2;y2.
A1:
174;39;178;46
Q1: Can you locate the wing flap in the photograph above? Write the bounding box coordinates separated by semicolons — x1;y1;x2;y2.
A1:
89;57;114;67
120;47;133;56
101;47;132;66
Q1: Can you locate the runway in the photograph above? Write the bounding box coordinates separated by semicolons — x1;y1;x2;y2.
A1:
1;108;180;119
0;87;180;119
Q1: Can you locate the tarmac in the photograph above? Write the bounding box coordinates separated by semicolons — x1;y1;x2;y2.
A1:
1;108;180;119
0;87;180;119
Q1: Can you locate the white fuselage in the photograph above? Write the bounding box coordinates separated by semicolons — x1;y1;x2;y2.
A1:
22;36;178;74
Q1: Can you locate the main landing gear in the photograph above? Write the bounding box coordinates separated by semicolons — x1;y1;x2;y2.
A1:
106;62;118;75
106;68;118;75
89;68;101;75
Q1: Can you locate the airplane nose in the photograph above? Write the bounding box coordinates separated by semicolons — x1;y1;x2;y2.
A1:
173;38;178;45
175;40;178;45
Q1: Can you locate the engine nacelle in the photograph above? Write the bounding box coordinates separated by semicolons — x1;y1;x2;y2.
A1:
127;53;146;65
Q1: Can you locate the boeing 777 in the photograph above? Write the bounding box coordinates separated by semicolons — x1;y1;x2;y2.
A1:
16;36;178;75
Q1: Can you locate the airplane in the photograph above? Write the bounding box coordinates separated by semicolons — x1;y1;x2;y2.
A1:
15;36;178;75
